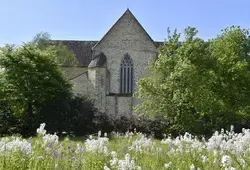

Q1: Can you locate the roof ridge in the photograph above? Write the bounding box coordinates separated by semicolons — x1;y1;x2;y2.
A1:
92;9;156;50
51;40;98;42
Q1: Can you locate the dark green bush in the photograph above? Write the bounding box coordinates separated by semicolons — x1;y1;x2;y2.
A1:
94;113;170;139
0;102;21;136
34;95;98;136
0;95;98;137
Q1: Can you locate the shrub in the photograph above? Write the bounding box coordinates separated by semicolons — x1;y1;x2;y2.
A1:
94;113;170;139
35;94;98;136
0;102;20;135
0;94;98;137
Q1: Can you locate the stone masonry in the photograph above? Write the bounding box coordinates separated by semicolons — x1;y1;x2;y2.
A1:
57;9;163;116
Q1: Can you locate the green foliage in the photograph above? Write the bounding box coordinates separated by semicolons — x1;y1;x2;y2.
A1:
94;113;170;139
0;32;80;136
39;95;98;136
0;44;72;116
0;101;20;135
1;127;250;170
136;26;250;135
30;32;78;66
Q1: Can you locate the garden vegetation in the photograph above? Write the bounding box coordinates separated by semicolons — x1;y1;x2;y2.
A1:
137;26;250;136
0;123;249;170
1;26;250;169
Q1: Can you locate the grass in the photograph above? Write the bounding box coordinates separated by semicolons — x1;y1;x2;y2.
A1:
0;125;249;170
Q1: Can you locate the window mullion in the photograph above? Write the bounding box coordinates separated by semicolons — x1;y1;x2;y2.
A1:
130;66;134;93
120;66;123;93
129;66;132;93
123;66;126;93
127;66;130;93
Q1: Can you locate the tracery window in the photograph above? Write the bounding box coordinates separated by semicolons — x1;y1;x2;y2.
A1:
120;54;133;94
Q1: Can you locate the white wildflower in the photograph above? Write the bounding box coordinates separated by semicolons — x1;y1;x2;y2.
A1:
110;151;118;167
117;153;141;170
128;135;155;153
42;133;59;147
85;135;109;155
98;131;102;137
221;155;232;167
164;162;172;168
104;165;110;170
0;137;32;156
36;123;47;136
190;164;195;170
201;155;208;163
55;164;59;169
108;153;140;170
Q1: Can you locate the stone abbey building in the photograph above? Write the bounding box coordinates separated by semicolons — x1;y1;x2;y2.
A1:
57;9;162;116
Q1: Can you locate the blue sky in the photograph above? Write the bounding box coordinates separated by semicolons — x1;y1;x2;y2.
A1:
1;0;250;46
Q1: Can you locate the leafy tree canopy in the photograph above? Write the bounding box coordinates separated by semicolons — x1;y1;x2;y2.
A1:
0;33;75;118
29;32;78;66
136;26;250;135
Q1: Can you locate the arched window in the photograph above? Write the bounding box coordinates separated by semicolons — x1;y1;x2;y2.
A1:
120;54;133;94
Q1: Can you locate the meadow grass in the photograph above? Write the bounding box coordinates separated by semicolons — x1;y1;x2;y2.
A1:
0;124;249;170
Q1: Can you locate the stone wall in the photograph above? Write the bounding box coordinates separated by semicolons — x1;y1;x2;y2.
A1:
61;10;158;116
117;97;132;116
93;10;157;115
93;10;157;93
105;96;132;116
62;67;94;100
106;96;117;116
94;68;107;113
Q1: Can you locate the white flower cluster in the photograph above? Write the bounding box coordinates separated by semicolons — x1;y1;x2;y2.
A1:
3;122;250;169
206;126;250;154
161;125;250;157
221;155;236;170
85;131;109;155
105;151;141;170
161;132;204;154
125;131;135;138
37;123;59;148
159;125;250;169
128;135;155;153
221;155;232;167
0;137;32;156
42;133;59;147
164;162;172;169
37;123;46;136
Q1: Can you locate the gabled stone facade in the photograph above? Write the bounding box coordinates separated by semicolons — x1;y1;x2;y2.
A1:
59;9;163;116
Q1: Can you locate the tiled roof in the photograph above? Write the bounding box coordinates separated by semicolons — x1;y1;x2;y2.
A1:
51;40;164;67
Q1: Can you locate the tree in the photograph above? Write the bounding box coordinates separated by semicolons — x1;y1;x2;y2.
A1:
0;39;73;135
136;26;250;135
30;32;78;66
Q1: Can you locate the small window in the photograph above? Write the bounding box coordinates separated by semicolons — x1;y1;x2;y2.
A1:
120;54;133;94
